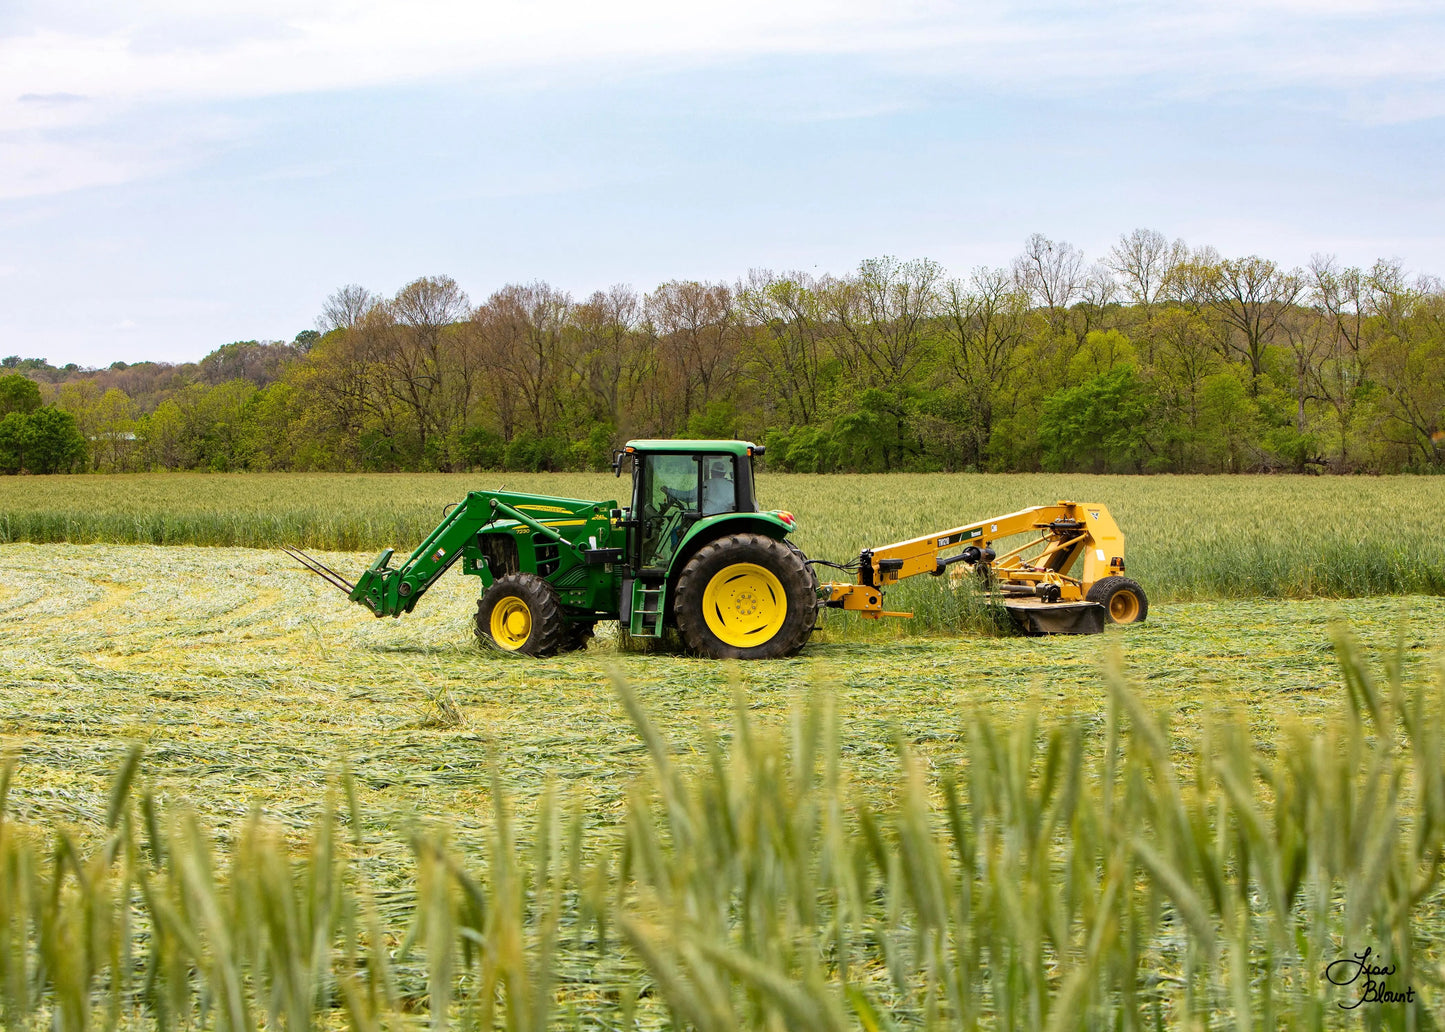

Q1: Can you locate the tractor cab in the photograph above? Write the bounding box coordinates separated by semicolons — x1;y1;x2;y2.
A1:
607;438;807;648
615;440;762;570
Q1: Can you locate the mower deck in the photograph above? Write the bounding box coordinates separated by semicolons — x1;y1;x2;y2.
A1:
1004;599;1106;635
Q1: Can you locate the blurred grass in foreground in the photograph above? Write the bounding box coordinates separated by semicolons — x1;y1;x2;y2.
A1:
3;471;1444;602
0;631;1440;1030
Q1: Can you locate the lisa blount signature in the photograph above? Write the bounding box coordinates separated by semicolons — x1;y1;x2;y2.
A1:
1324;948;1417;1008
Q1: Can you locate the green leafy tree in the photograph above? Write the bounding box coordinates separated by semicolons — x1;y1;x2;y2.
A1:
1038;365;1155;472
91;388;139;472
239;382;300;471
782;425;834;473
1197;370;1261;472
139;399;193;470
24;407;88;473
0;413;25;473
0;374;41;417
0;406;87;473
458;426;504;469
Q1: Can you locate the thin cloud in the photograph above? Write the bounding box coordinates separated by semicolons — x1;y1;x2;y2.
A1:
0;0;1441;198
3;1;1440;117
18;91;87;103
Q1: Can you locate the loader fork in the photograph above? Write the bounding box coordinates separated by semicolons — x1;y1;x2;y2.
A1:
281;546;355;596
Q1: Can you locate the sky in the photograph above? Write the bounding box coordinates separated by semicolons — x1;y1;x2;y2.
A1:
1;0;1442;367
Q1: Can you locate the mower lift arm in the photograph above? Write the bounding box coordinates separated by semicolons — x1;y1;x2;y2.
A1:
820;501;1127;617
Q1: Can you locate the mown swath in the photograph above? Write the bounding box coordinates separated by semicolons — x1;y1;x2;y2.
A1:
0;632;1440;1028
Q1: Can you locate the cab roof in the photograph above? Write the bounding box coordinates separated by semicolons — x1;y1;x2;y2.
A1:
624;439;762;457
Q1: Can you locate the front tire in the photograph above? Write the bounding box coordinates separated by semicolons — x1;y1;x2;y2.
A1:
1086;576;1149;625
476;574;566;656
674;534;816;659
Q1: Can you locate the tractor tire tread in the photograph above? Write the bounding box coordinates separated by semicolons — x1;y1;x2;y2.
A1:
785;539;821;630
562;620;596;653
476;573;567;656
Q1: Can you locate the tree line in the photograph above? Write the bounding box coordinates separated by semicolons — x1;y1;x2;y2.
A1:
7;229;1444;475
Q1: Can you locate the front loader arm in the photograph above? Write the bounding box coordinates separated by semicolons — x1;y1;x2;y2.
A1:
347;496;501;617
288;490;613;619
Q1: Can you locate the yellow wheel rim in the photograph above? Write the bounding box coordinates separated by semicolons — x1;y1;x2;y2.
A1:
1108;589;1141;623
702;563;787;648
489;596;532;650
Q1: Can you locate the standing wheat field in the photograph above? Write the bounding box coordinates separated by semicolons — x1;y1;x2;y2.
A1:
3;472;1444;600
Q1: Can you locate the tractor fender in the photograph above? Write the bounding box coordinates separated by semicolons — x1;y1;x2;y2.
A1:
662;512;795;624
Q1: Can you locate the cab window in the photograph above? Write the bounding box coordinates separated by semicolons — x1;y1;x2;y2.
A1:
700;456;737;515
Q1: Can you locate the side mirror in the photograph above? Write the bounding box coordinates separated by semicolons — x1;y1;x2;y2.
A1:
611;450;625;477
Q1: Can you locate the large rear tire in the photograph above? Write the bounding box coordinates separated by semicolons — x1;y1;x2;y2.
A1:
1085;576;1149;625
476;574;566;656
674;534;816;659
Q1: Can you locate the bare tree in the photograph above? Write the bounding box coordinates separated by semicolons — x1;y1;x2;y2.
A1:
646;280;740;425
1012;234;1085;330
1180;254;1303;385
1309;255;1372;469
737;270;829;426
383;275;472;460
1280;305;1329;436
829;256;943;388
1077;263;1121;335
478;282;572;439
939;266;1031;466
572;285;647;433
1106;229;1187;307
317;284;376;333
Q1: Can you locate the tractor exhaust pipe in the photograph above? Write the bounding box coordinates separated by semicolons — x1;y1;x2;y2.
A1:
281;546;356;596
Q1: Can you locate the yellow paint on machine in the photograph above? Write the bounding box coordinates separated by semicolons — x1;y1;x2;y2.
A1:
820;501;1128;617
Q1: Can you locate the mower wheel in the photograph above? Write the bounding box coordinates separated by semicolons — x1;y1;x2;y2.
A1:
1086;576;1149;625
476;574;566;656
674;533;816;659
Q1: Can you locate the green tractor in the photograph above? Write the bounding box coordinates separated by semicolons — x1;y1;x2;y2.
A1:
286;438;1146;655
286;440;819;659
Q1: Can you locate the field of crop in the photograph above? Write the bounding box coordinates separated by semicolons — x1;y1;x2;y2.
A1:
2;533;1445;1027
4;471;1445;603
2;469;1444;1027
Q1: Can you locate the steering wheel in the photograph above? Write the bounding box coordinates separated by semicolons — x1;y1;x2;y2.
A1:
660;485;691;513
